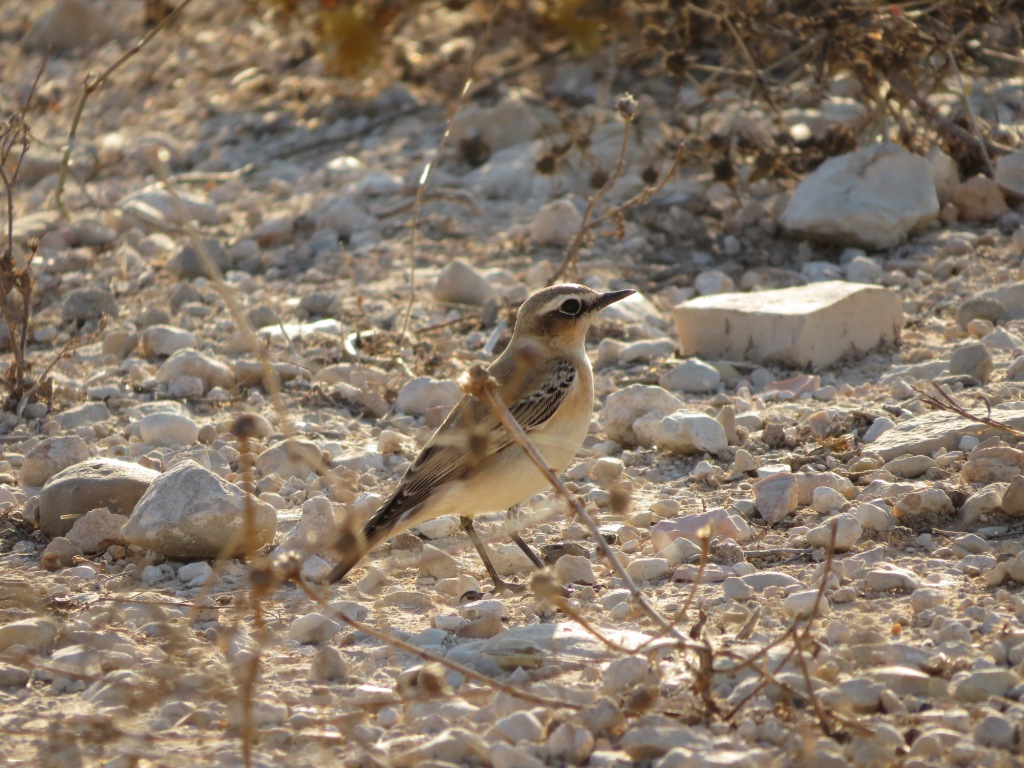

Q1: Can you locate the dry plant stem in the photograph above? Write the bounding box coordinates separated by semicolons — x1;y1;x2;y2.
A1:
552;112;633;284
888;74;1010;158
459;365;702;654
53;0;197;216
0;54;47;401
398;0;505;341
913;381;1024;439
589;142;686;232
947;48;994;177
238;651;259;768
296;579;580;712
722;522;837;721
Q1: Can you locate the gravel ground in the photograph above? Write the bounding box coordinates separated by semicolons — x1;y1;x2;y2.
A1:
4;2;1024;766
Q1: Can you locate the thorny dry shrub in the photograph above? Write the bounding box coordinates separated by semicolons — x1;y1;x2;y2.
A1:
0;64;46;413
264;0;1022;174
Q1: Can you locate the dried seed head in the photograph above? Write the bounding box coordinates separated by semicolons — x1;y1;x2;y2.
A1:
614;92;638;121
589;168;610;189
230;413;259;440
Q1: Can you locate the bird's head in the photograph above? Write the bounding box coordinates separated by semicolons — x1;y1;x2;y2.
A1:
511;283;636;348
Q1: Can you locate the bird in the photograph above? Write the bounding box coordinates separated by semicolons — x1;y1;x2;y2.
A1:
326;282;636;590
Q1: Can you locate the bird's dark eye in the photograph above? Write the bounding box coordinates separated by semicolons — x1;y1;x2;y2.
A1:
559;298;583;316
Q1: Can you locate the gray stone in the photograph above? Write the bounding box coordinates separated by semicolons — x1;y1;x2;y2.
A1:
433;259;497;306
754;473;799;524
140;325;197;357
167;238;230;279
156;349;235;392
957;297;1007;330
39;458;159;538
122;460;277;558
19;435;89;487
948;343;993;383
531;198;582;247
256;438;324;478
23;0;120;51
62;288;119;324
658;359;721;393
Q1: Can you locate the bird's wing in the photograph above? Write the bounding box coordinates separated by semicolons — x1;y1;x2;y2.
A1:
366;357;576;534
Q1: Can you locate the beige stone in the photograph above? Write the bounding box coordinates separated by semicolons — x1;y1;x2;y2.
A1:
672;281;902;368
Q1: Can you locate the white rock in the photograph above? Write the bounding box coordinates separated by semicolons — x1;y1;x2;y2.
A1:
635;411;727;455
271;495;336;559
618;338;676;363
420;544;460;579
590;457;623;485
139;412;199;448
602;656;654;695
811;486;846;513
693;270;735;295
658;359;721;393
121;460;277;558
754;473;799;524
625;557;669;582
545;722;594;764
954;174;1009;222
722;576;755;600
960;483;1006;525
974;714;1017;750
20;435;89;487
782;589;830;619
862;416;895;443
951;669;1018;703
0;617;58;653
288;613;343;644
177;561;216;587
927;147;959;205
673;281;903;369
602;385;683;445
781;143;938;249
66;508;126;553
493;710;544;743
864;563;919;592
843;255;883;283
415;515;460;539
140;325;197;357
853;501;895;532
120;185;218;228
156;349;235;392
257;438;324;479
554;555;596;585
531;198;582;246
433;259;497;305
805;513;861;551
395;377;461;416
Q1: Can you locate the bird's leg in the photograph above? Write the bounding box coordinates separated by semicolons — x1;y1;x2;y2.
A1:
460;516;526;594
507;505;545;568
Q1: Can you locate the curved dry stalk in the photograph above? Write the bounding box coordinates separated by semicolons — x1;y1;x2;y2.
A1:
551;104;635;284
912;381;1024;439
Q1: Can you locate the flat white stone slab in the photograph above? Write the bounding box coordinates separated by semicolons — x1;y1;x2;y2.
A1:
672;280;903;368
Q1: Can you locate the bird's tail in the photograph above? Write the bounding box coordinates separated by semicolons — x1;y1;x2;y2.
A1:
324;501;397;584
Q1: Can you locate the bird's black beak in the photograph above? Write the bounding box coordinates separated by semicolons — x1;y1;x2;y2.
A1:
591;288;636;312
